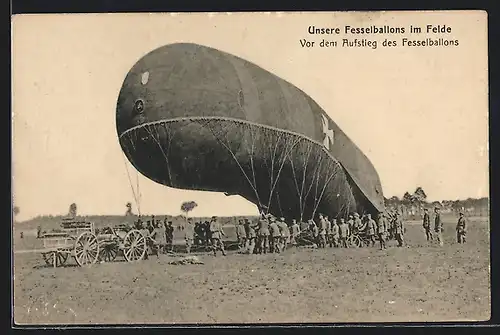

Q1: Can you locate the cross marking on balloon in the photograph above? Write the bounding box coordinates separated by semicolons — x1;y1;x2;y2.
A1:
321;114;334;150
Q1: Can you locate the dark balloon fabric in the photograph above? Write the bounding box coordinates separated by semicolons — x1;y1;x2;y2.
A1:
116;43;385;220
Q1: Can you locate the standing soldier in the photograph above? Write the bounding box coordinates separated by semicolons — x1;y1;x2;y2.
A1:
36;225;42;239
377;212;387;250
165;220;174;253
325;215;333;247
456;212;467;244
156;220;167;254
236;219;247;252
318;214;328;248
331;218;340;247
347;215;355;237
185;218;195;254
203;220;211;248
365;214;377;247
422;208;432;241
353;213;362;236
394;212;405;247
278;217;291;252
244;218;256;254
257;214;271;254
210;216;226;256
338;218;349;248
290;219;301;246
434;207;444;246
309;219;319;246
269;217;281;253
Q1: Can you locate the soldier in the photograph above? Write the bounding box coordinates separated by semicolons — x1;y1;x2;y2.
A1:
138;220;151;260
165;220;174;253
318;214;328;248
210;216;226;256
236;219;247;252
278;217;290;252
353;213;362;235
269;217;281;253
347;215;355;236
377;212;387;250
290;219;301;246
203;220;211;248
36;225;42;239
394;212;404;247
338;218;349;248
155;220;167;254
257;214;270;254
325;215;333;247
456;212;467;244
244;218;256;254
422;208;432;241
185;218;195;254
309;219;319;246
365;214;377;247
434;207;444;246
331;218;340;247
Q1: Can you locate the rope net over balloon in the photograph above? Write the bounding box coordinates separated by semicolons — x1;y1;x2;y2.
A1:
119;117;357;222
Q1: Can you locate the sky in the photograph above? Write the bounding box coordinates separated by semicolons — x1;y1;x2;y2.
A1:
12;11;489;221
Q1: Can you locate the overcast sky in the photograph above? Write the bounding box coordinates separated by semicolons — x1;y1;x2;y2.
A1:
12;12;488;221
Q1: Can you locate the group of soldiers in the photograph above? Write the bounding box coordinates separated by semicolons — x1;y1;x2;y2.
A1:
422;207;468;246
232;210;407;254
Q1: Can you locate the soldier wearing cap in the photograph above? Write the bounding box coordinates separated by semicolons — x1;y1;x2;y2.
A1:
331;218;340;247
353;213;362;236
210;216;226;256
185;217;195;254
376;212;388;250
394;212;405;247
278;217;291;252
236;219;247;252
290;219;301;246
434;207;444;246
365;214;377;247
318;213;328;248
269;217;281;253
456;212;467;244
422;208;432;241
257;214;270;254
347;215;355;237
338;218;349;248
325;215;333;247
244;218;256;254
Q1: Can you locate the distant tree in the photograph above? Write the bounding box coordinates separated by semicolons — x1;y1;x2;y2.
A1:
68;203;77;217
181;201;198;217
125;202;134;216
413;187;427;204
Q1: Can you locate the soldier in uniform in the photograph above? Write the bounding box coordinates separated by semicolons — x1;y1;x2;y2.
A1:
347;215;355;237
257;214;271;254
244;218;256;254
210;216;226;256
236;219;247;252
309;219;319;246
394;212;405;247
422;208;432;241
377;212;388;250
278;217;290;252
318;213;328;248
269;217;281;253
456;212;467;244
325;215;333;247
365;214;377;247
290;219;301;246
353;213;362;236
434;207;444;246
331;218;339;247
338;218;349;248
185;218;195;254
165;220;174;253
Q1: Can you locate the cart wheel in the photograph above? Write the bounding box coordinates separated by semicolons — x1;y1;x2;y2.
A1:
348;235;362;248
74;232;99;266
42;251;69;267
99;244;119;262
123;230;146;262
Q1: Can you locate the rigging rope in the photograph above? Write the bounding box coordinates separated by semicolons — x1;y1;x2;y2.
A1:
121;147;142;216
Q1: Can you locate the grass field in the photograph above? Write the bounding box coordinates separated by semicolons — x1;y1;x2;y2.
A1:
12;214;490;324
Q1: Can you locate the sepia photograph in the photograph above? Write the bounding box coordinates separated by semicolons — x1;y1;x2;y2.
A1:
12;11;489;324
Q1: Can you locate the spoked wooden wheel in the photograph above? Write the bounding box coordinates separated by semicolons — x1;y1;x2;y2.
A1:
74;232;99;266
99;243;119;262
42;251;69;267
123;230;146;262
348;235;362;248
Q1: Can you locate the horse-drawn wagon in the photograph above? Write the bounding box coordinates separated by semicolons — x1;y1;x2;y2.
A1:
39;218;147;268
